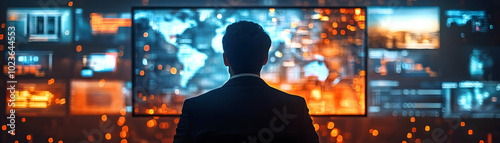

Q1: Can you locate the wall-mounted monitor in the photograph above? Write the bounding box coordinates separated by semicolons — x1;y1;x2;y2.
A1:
70;80;125;115
132;7;367;116
367;7;440;49
7;8;73;43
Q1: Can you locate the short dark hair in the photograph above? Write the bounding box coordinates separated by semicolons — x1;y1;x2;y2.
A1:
222;21;271;74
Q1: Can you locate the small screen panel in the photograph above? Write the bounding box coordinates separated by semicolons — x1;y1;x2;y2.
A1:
7;8;73;43
3;51;53;77
5;80;67;117
367;7;440;49
133;7;367;116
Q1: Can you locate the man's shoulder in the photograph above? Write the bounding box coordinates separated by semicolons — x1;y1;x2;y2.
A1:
186;85;305;103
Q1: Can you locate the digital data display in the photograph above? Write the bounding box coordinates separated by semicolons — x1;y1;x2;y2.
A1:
86;53;118;72
368;7;440;49
3;51;53;77
443;81;500;118
5;80;67;116
446;10;492;33
7;8;73;43
133;7;367;116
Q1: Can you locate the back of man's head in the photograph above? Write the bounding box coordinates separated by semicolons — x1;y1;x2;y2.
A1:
222;21;271;74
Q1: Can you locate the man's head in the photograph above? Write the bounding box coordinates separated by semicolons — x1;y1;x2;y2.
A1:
222;21;271;75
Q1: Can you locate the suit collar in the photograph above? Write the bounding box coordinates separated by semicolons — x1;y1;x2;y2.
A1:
222;76;268;87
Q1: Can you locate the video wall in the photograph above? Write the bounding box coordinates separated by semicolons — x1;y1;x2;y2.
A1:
5;6;499;118
132;7;367;116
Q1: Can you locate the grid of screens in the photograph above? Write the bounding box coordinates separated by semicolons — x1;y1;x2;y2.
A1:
366;7;500;118
133;7;367;116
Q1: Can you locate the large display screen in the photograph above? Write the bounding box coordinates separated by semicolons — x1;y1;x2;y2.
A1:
367;7;440;49
132;7;367;116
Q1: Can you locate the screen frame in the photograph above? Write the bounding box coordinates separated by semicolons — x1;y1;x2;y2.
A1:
131;6;368;117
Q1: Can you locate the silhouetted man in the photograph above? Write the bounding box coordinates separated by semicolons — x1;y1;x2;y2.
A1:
173;21;319;143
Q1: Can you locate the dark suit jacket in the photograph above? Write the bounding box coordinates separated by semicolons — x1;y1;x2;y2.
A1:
173;76;319;143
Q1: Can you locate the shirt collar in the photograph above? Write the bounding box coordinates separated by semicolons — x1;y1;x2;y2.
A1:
229;73;260;80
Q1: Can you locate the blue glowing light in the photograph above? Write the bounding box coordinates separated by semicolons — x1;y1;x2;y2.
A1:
304;61;329;81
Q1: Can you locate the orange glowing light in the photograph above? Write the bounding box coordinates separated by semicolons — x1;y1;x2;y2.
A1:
412;127;417;133
122;126;129;132
321;33;327;38
0;34;3;40
402;141;407;143
332;29;338;35
15;141;18;143
174;118;180;124
0;45;4;51
99;79;105;87
170;67;177;74
468;129;473;135
120;131;127;138
105;133;111;140
308;23;314;28
410;117;415;122
372;129;379;136
269;8;275;13
327;122;335;129
144;45;150;51
350;26;356;31
159;122;170;129
341;16;346;22
355;8;361;15
148;109;154;114
1;23;5;28
158;64;163;70
121;139;128;143
27;135;32;140
1;125;6;130
58;140;63;143
48;138;53;143
120;109;126;116
407;133;412;138
140;70;144;76
147;119;156;128
142;96;147;101
76;45;82;52
425;126;430;131
479;140;484;143
359;23;365;29
337;135;343;142
324;39;330;44
90;13;131;35
48;78;55;85
340;30;345;35
332;22;338;28
340;8;346;13
320;16;329;21
369;129;373;133
143;32;148;37
101;115;107;122
118;117;126;126
331;128;339;137
22;118;25;122
291;22;297;28
68;1;73;6
461;122;465;127
314;124;319;131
